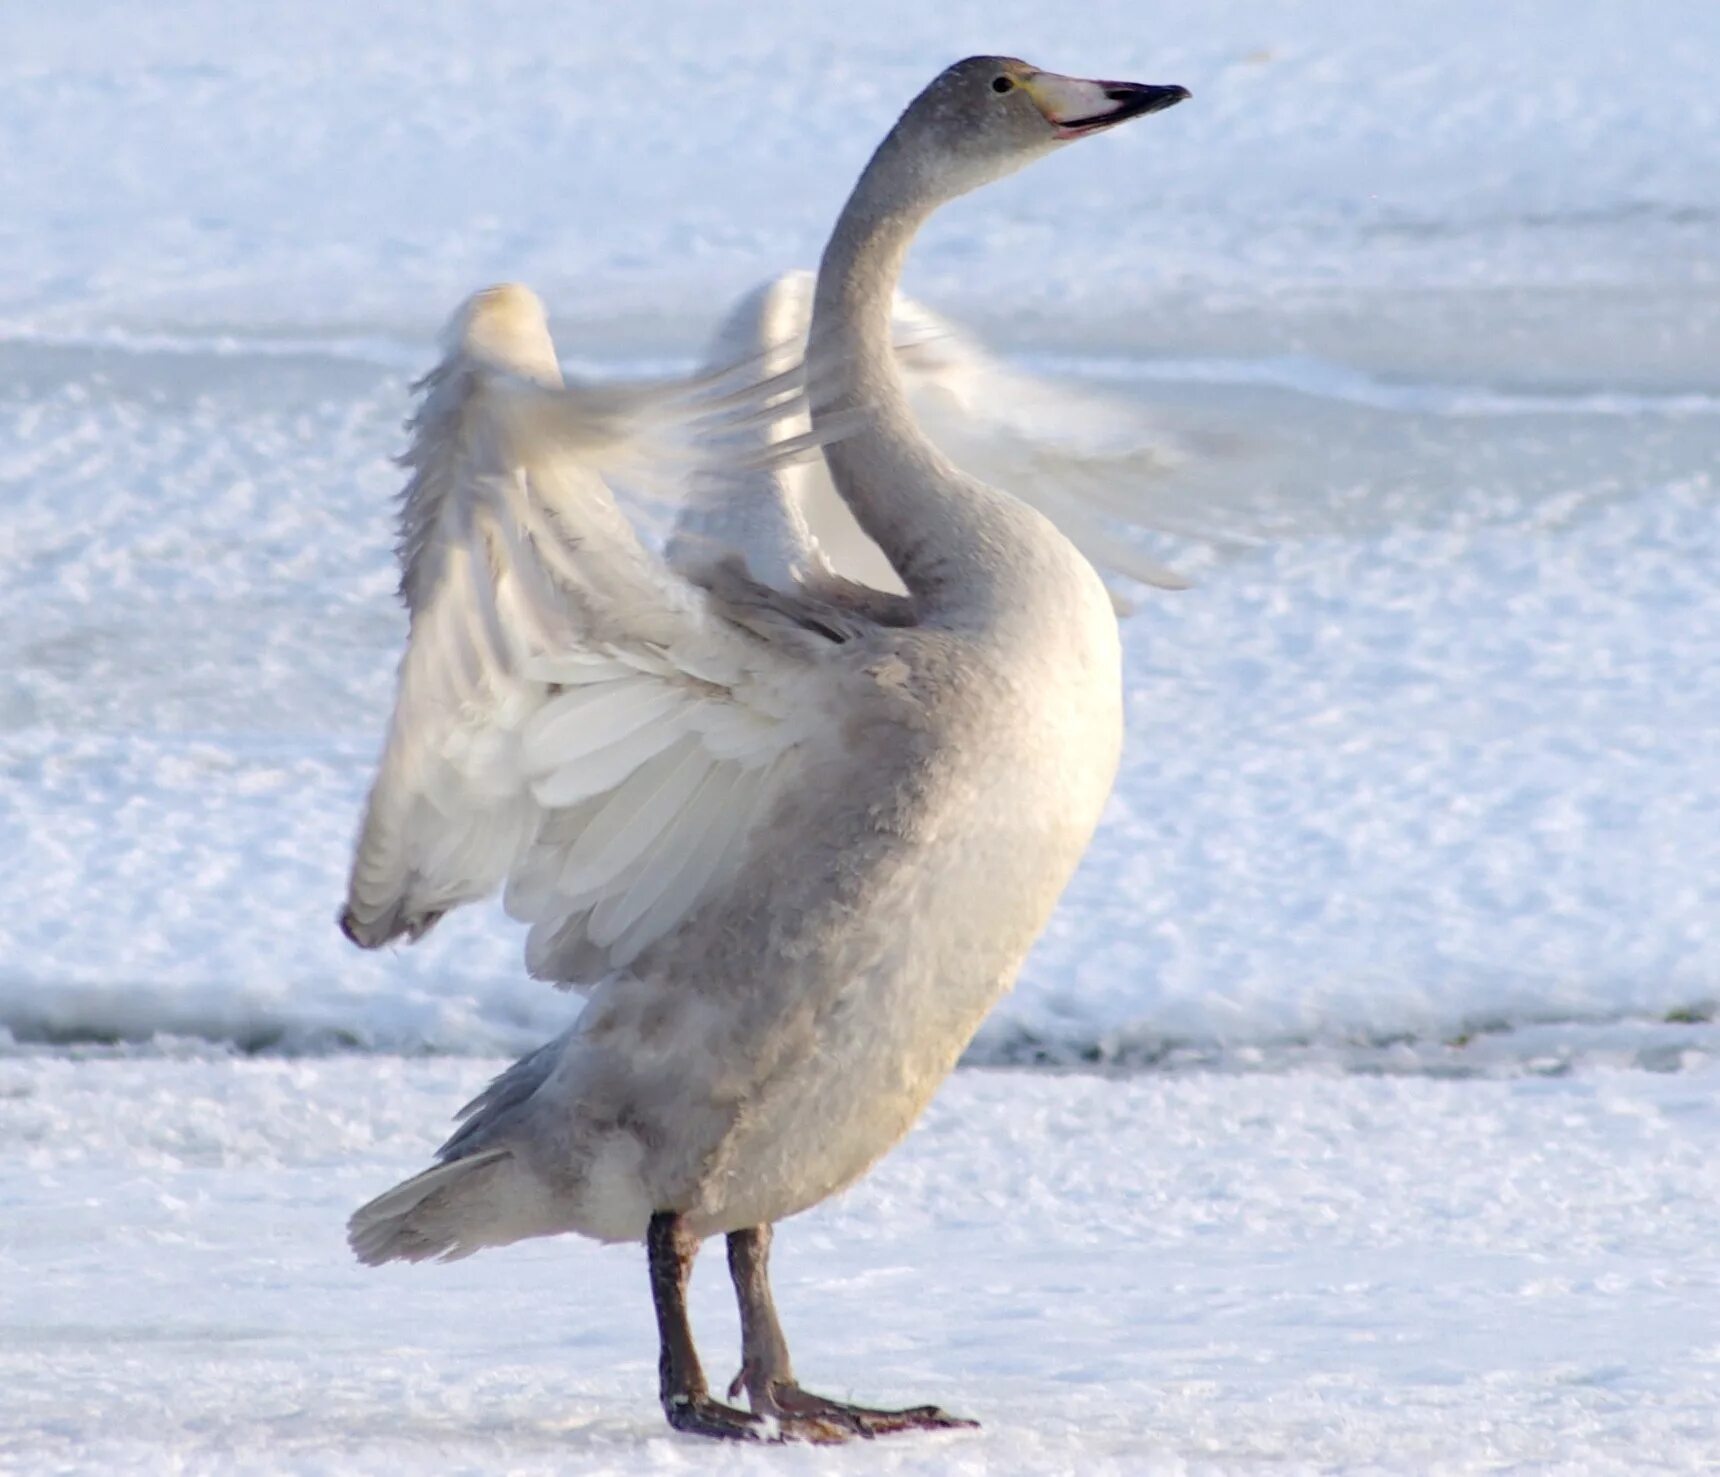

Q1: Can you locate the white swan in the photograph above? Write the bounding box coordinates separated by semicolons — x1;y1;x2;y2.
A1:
341;57;1189;1443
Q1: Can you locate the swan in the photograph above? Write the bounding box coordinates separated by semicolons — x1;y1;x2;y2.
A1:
340;56;1189;1443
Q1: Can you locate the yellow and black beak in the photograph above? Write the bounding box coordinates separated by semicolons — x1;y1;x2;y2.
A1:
1023;73;1191;139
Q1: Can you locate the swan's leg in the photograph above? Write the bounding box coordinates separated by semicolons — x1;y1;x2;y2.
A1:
726;1223;979;1437
725;1222;797;1400
646;1212;847;1444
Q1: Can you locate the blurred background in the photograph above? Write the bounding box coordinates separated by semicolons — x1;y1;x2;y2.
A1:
2;0;1717;1067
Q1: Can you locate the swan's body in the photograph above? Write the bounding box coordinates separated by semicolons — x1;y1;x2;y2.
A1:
398;534;1116;1246
342;57;1188;1441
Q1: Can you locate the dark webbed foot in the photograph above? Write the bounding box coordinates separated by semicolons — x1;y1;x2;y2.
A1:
649;1212;858;1444
749;1380;978;1437
723;1224;979;1440
665;1391;850;1445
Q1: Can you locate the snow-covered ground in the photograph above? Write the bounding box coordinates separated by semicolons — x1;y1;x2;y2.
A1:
4;337;1718;1063
4;0;1718;1058
7;1055;1720;1475
4;2;1719;1469
5;0;1718;375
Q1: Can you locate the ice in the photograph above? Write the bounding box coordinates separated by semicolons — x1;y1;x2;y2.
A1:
5;1055;1720;1473
4;338;1714;1062
1;3;1714;1060
3;2;1716;364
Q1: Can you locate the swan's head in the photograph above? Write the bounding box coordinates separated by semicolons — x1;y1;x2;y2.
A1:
892;56;1190;199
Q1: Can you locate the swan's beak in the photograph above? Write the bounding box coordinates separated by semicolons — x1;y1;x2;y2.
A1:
1024;73;1190;139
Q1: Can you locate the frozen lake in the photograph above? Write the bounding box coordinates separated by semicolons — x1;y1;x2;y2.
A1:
4;0;1717;1060
4;304;1716;1064
3;2;1718;1470
7;1055;1720;1474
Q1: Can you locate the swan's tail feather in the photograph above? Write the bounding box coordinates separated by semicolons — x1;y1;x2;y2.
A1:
347;1148;516;1266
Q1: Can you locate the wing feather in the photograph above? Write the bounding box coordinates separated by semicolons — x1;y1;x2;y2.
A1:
608;761;772;966
672;270;1212;605
594;760;742;951
554;737;710;899
529;724;688;810
521;679;686;772
340;283;847;984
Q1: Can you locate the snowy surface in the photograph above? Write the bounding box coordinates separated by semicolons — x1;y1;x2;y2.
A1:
4;0;1719;378
0;331;1713;1066
6;346;1718;1062
6;1055;1720;1474
3;0;1718;1059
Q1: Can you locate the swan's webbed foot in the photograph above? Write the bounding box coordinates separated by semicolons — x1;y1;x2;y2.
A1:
724;1223;979;1441
648;1215;977;1443
663;1390;849;1445
751;1380;978;1437
649;1211;854;1444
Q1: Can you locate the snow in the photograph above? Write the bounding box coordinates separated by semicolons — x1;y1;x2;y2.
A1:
6;1055;1720;1474
4;2;1720;1467
6;335;1717;1062
4;1;1718;368
3;2;1716;1061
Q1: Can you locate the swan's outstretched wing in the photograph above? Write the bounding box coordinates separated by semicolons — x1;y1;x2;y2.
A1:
342;284;842;987
670;271;1201;605
666;275;828;591
890;297;1198;597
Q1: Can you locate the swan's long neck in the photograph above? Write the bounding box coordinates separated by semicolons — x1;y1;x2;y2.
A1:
810;142;1008;611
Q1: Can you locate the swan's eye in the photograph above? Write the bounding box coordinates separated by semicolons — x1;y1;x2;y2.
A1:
991;76;1014;95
